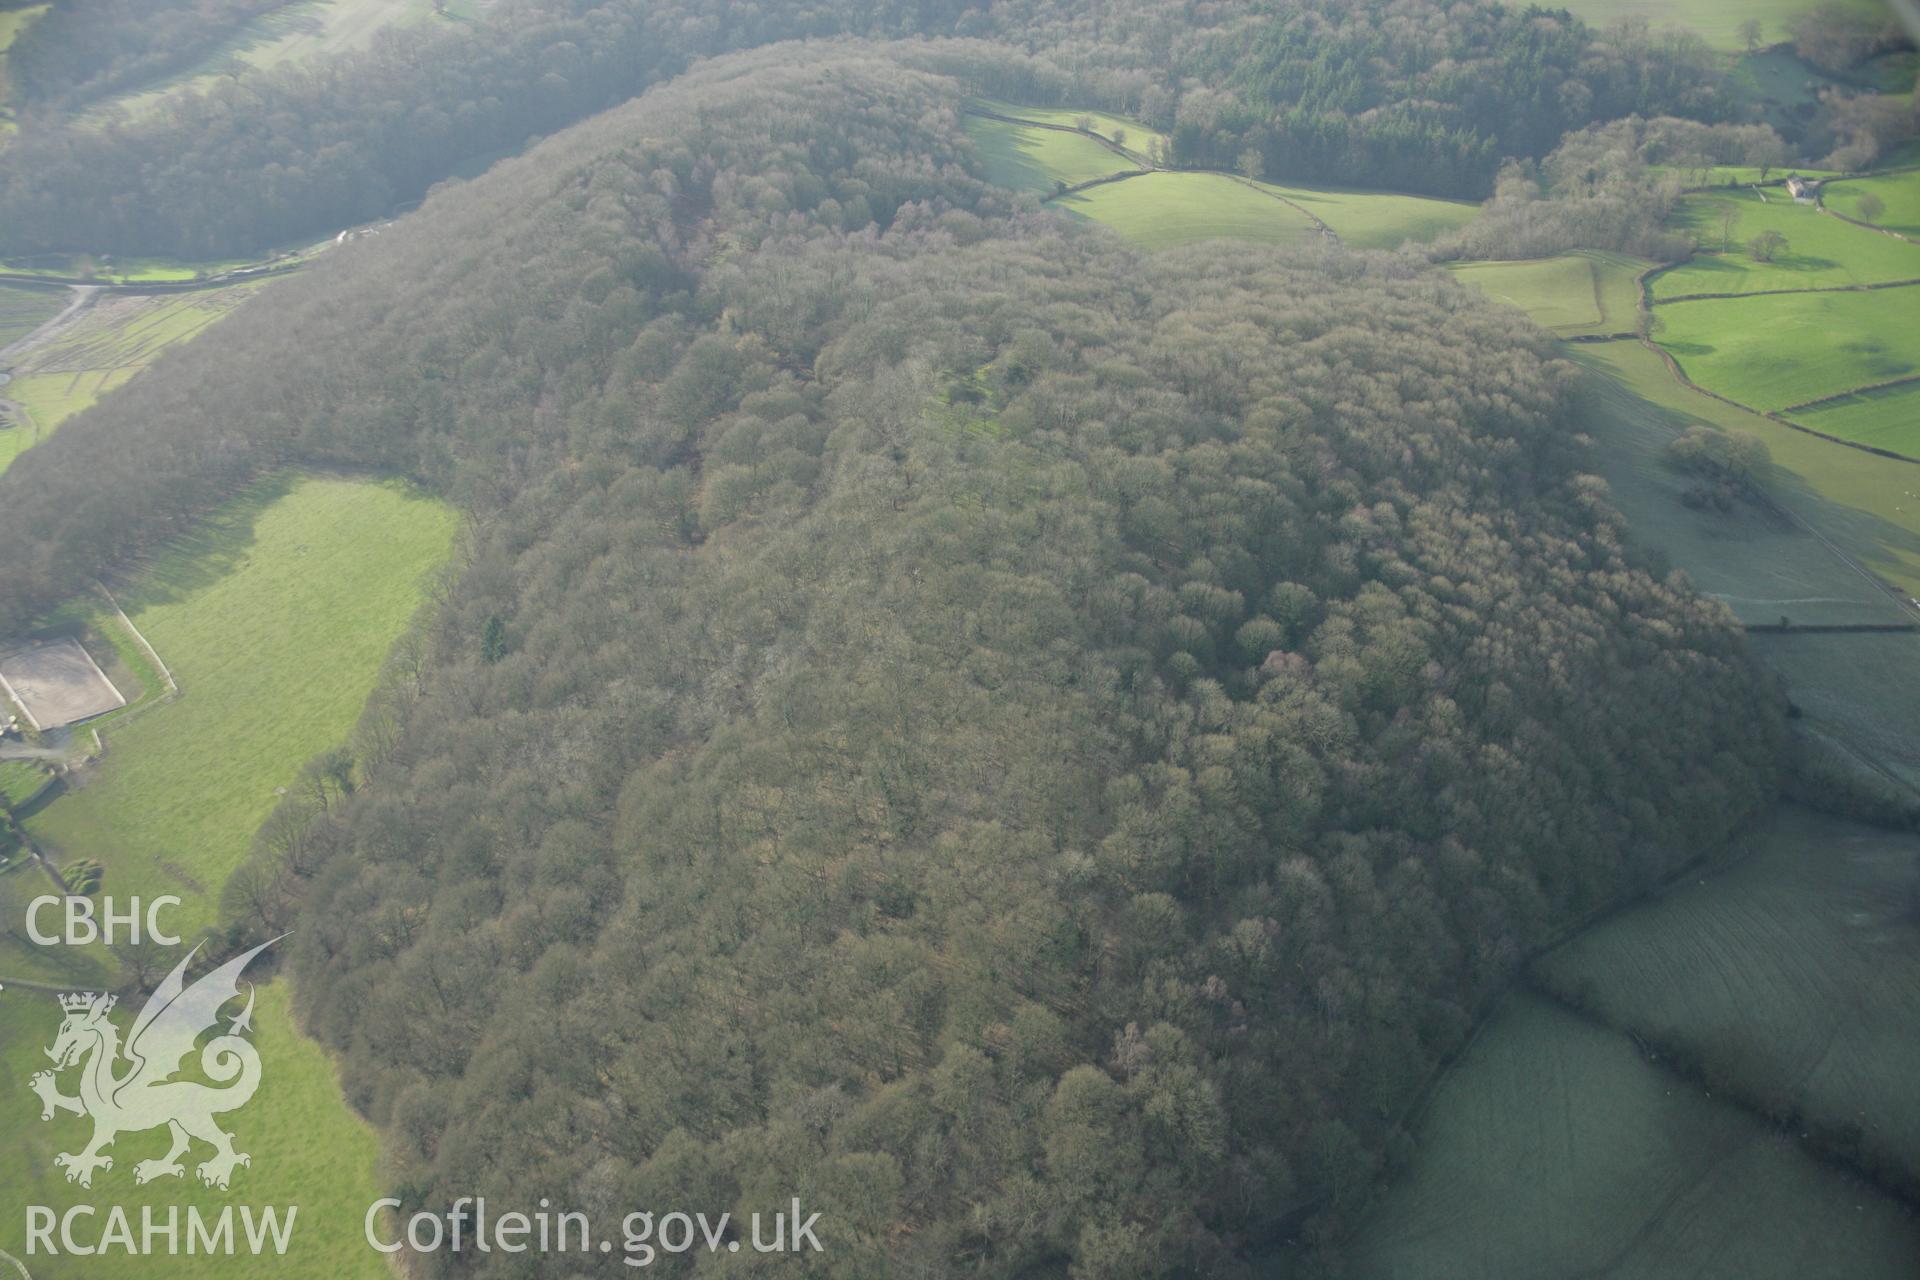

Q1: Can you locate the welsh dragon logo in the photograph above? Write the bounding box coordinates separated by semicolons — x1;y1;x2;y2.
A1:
29;938;278;1190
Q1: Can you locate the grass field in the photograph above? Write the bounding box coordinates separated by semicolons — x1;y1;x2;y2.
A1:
0;5;42;55
1751;631;1920;789
969;107;1475;250
973;100;1166;157
1823;172;1920;237
0;281;63;346
1553;0;1880;51
21;474;455;939
0;981;389;1280
1259;183;1478;249
1449;251;1649;338
1534;806;1920;1183
0;759;46;807
0;255;272;283
85;0;474;122
1656;286;1920;418
1790;380;1920;452
1350;991;1920;1279
26;289;254;374
1655;163;1840;188
0;474;452;1276
1573;362;1909;626
0;369;138;474
1576;340;1920;600
963;114;1135;194
1652;191;1920;298
1056;172;1322;249
1728;48;1869;136
0;286;257;477
0;4;48;138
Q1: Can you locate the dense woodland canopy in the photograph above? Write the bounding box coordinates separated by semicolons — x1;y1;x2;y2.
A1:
1170;2;1730;196
0;0;1792;257
1428;115;1792;261
0;47;1787;1271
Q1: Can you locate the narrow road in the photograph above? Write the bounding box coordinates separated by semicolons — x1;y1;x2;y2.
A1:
0;285;102;435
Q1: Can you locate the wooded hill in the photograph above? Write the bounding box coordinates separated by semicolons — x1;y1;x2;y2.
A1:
0;0;1756;257
0;46;1788;1271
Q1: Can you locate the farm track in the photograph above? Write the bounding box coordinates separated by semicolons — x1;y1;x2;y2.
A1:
0;283;97;433
0;283;97;367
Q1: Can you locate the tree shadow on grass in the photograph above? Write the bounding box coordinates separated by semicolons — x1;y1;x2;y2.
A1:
1626;364;1920;575
1658;339;1717;358
1574;359;1920;627
108;471;299;613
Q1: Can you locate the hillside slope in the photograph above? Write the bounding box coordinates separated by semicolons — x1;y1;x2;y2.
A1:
0;46;1783;1271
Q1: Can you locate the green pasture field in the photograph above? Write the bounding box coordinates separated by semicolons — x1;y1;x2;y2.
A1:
1349;991;1920;1279
1727;48;1871;136
1055;172;1321;249
0;981;389;1280
0;474;451;1277
1655;163;1839;189
1553;0;1881;51
1656;287;1920;416
0;256;268;283
1652;191;1920;298
0;369;136;474
1259;183;1478;249
0;760;45;807
1448;251;1648;338
21;474;456;940
1823;172;1920;237
85;0;472;123
1572;362;1909;626
25;288;255;373
0;282;63;345
973;99;1166;157
0;5;42;54
963;113;1135;194
1751;631;1920;789
1576;340;1920;600
1534;805;1920;1183
1791;380;1920;452
0;861;112;986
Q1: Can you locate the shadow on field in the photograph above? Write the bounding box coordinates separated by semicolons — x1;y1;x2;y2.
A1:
111;471;296;610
